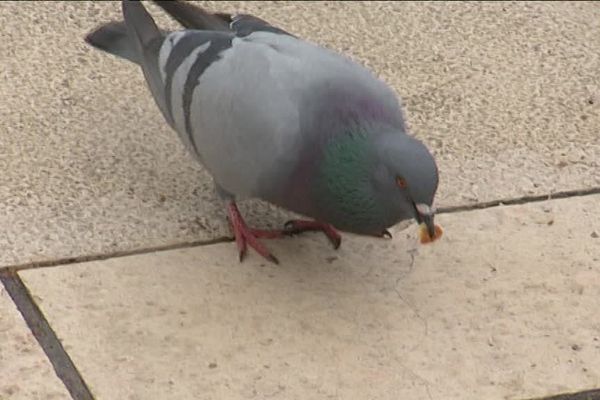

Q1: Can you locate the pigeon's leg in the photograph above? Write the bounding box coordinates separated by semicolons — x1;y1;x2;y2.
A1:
283;220;342;249
226;201;281;264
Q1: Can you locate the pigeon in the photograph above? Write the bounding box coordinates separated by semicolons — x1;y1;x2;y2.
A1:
85;0;442;264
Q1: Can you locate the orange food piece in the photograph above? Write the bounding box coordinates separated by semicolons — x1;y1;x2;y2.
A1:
419;223;443;244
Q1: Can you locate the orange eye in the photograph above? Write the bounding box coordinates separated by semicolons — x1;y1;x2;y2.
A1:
396;176;408;188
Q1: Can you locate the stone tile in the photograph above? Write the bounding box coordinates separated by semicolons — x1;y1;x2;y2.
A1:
0;281;70;400
2;2;599;265
19;194;600;400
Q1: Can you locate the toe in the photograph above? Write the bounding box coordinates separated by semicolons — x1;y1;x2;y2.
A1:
329;234;342;250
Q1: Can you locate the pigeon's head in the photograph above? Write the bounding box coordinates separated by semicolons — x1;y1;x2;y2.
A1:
371;131;441;240
313;129;441;240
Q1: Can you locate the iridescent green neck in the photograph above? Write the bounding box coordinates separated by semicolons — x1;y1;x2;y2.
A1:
313;131;383;232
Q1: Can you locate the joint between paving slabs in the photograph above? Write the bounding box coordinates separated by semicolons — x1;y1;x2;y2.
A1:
436;186;600;214
0;269;95;400
0;187;599;275
524;388;600;400
1;187;599;274
0;236;233;274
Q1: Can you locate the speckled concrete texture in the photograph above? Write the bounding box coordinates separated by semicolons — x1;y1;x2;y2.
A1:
19;194;600;400
2;2;599;266
0;283;70;400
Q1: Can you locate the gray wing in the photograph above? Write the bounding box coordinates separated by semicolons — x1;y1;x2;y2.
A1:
88;2;236;159
185;32;405;200
88;1;404;202
87;0;295;165
150;3;402;201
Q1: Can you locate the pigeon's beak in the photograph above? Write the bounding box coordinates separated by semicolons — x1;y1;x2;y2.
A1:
414;203;436;239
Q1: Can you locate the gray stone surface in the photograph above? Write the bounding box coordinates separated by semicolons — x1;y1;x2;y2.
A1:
2;1;599;266
19;194;600;400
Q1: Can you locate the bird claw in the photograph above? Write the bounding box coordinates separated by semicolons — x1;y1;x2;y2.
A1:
235;230;279;265
265;253;280;265
228;202;279;264
227;203;341;263
283;220;297;232
381;229;393;239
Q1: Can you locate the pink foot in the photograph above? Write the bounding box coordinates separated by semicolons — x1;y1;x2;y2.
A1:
283;220;342;249
226;203;342;264
227;202;283;264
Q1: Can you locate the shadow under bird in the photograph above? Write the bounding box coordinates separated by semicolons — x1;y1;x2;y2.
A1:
85;0;443;263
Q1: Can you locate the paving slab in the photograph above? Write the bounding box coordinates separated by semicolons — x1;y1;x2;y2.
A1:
0;282;70;400
2;1;599;266
19;194;600;400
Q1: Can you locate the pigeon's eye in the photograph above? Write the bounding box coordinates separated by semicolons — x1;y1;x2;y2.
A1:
396;176;408;188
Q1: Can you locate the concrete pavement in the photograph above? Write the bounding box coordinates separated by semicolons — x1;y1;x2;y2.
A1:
1;1;599;399
17;194;600;400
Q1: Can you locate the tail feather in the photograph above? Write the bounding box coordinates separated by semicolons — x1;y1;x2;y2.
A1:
153;0;230;30
122;1;163;49
85;21;139;64
120;0;174;128
152;0;292;37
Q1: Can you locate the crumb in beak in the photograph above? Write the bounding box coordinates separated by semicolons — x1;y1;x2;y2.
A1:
419;223;443;244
